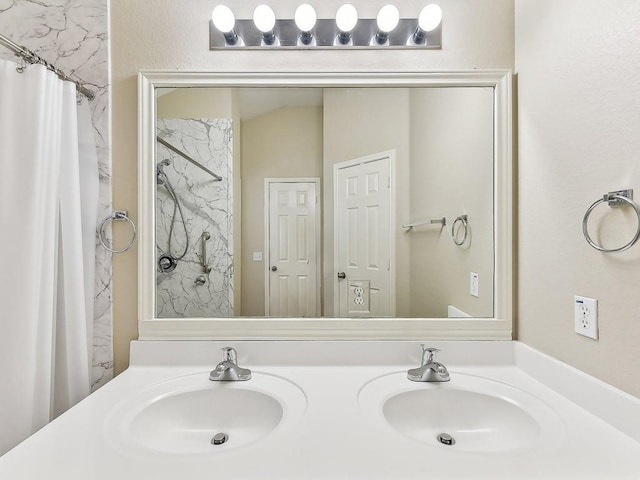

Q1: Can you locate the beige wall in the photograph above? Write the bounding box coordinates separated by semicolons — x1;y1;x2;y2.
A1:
156;87;243;314
241;107;323;316
323;88;411;316
409;88;494;317
111;0;514;373
157;88;232;118
323;87;494;318
516;0;640;397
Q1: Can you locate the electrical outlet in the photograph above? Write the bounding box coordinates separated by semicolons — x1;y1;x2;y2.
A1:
574;296;598;340
252;252;263;262
470;272;479;297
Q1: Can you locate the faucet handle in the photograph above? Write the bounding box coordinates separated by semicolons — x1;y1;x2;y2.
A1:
420;345;441;365
221;347;237;364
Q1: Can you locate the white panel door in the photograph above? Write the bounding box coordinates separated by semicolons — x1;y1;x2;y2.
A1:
267;181;319;317
335;153;393;317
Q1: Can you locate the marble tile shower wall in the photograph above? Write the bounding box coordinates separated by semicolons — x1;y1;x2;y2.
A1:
0;0;112;389
156;118;234;318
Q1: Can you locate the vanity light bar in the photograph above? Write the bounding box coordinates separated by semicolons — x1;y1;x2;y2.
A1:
210;4;442;50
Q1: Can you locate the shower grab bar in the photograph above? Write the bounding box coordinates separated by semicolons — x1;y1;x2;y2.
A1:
157;136;222;181
402;217;446;230
0;33;94;100
98;210;136;254
582;189;640;253
201;232;212;273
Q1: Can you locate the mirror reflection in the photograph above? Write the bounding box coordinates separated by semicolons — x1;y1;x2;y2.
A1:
155;86;494;319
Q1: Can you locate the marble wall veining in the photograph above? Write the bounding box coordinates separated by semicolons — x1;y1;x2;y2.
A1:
0;0;112;389
156;118;234;318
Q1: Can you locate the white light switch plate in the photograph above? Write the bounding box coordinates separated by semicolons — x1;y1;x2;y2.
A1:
253;252;263;262
470;272;479;297
575;295;598;340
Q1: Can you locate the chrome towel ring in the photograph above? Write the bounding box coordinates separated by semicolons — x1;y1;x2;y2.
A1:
98;210;137;254
451;215;469;246
582;189;640;253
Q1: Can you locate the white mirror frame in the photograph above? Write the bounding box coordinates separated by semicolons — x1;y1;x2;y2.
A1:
138;70;513;340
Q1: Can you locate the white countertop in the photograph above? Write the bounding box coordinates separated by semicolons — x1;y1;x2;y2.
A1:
1;341;639;479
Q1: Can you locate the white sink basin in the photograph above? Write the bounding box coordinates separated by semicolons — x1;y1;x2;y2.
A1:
105;372;306;456
358;372;565;452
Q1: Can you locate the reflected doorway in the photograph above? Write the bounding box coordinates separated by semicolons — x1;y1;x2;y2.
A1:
334;152;395;317
265;178;321;317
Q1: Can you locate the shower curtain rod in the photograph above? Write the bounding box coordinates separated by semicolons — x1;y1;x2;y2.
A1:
157;136;223;181
0;33;95;100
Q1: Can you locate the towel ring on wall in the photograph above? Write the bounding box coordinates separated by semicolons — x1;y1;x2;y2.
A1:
451;215;469;246
582;189;640;253
98;210;137;254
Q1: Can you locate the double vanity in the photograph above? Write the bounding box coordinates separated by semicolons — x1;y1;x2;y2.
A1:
3;70;635;478
2;340;639;479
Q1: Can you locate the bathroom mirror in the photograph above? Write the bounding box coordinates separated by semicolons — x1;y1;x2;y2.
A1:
139;71;512;340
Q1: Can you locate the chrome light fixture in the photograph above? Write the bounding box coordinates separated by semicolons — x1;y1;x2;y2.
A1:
210;3;442;49
294;3;317;46
335;4;358;46
373;4;400;46
253;4;278;45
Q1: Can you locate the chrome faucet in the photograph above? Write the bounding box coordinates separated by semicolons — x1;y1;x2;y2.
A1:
407;345;450;382
209;347;252;381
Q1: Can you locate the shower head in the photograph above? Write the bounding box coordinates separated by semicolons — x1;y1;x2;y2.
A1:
157;159;171;173
156;159;171;185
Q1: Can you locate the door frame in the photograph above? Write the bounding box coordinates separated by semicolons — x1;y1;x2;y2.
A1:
333;151;396;318
264;178;322;316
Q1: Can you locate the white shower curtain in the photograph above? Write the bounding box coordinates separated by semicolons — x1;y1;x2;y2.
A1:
0;59;98;455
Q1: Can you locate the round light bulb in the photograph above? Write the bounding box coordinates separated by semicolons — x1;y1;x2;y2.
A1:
376;4;400;33
212;5;235;33
418;4;442;32
295;3;317;32
336;4;358;32
253;4;276;33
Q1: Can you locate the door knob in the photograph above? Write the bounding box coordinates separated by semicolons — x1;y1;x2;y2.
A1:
337;272;346;279
271;266;278;271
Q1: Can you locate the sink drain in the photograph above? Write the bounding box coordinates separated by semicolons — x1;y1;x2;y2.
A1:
437;433;455;446
211;432;229;445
